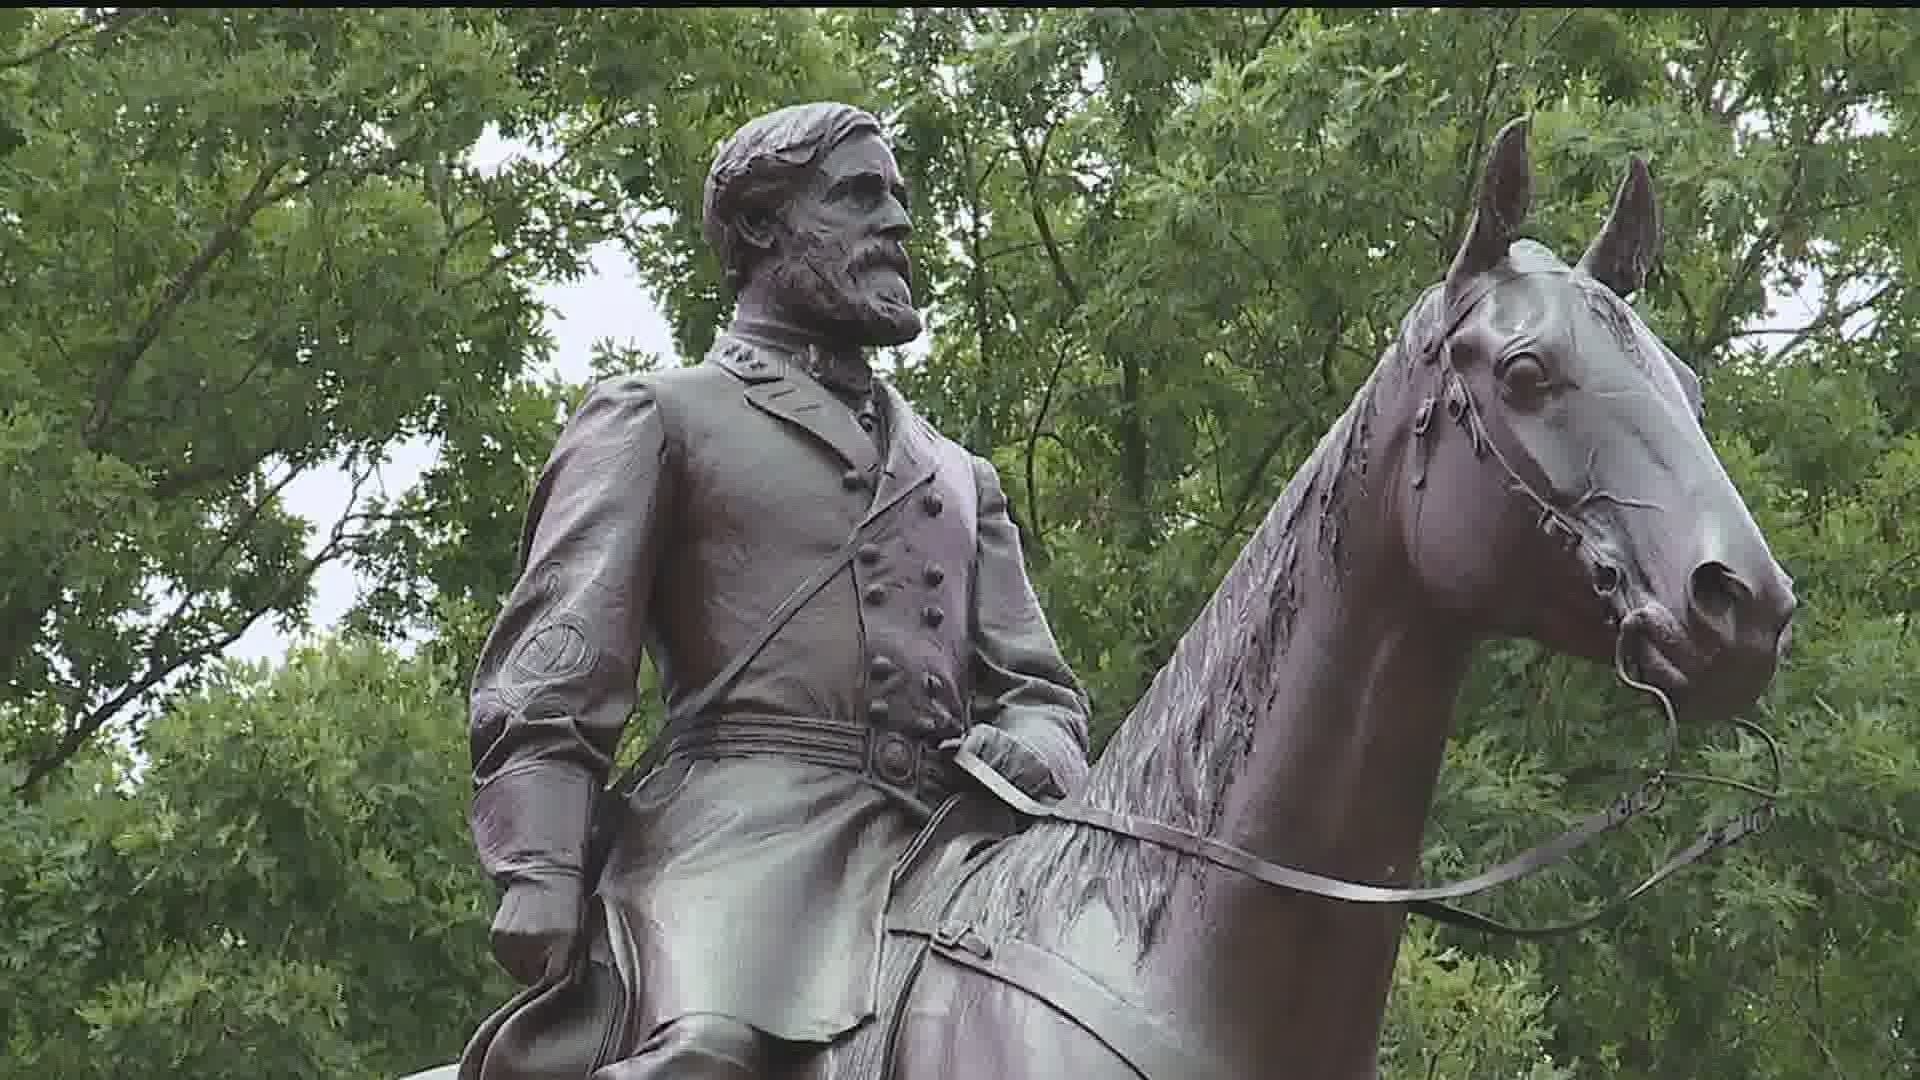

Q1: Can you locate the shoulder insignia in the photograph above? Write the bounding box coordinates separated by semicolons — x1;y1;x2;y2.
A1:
709;335;786;384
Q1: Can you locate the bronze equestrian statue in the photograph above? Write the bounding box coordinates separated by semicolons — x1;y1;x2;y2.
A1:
454;102;1091;1079
409;111;1795;1080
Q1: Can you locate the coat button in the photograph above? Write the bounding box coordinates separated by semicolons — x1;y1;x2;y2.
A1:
868;699;891;723
864;584;887;606
922;605;945;627
843;469;867;491
870;655;897;679
857;543;882;566
923;564;945;587
872;732;916;785
921;491;944;516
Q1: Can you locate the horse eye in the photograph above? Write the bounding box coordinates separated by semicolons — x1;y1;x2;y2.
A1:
1497;353;1550;402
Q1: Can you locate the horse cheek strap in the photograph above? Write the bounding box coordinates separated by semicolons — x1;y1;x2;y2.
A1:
1410;396;1436;490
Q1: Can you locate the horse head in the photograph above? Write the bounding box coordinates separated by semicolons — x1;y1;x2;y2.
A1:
1403;117;1795;724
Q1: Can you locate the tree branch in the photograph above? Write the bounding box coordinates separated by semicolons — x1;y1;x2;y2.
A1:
1011;125;1085;311
967;126;997;453
1696;10;1734;118
441;108;621;252
1703;205;1792;361
1447;10;1524;261
1777;974;1849;1077
1834;820;1920;862
981;238;1057;263
82;106;457;446
1750;281;1900;363
447;247;522;292
84;154;297;442
0;8;147;72
1250;8;1293;57
1700;66;1865;362
14;459;388;797
167;465;314;620
1023;338;1075;562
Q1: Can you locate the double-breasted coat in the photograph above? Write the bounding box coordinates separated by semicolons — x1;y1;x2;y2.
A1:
460;331;1090;1069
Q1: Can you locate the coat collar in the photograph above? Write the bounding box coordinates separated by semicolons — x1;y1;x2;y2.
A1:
709;335;947;516
712;334;880;474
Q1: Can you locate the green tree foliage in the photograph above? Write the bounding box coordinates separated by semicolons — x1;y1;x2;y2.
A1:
0;637;504;1078
5;6;1918;1077
0;7;602;793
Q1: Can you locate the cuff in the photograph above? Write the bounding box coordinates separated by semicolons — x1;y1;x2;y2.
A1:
469;761;597;887
989;712;1091;795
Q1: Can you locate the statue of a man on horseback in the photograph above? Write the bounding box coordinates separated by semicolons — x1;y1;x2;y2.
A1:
455;102;1092;1079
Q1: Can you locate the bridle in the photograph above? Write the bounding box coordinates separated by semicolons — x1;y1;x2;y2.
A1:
957;270;1784;939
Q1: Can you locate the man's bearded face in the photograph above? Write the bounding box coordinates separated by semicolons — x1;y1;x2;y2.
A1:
761;131;922;348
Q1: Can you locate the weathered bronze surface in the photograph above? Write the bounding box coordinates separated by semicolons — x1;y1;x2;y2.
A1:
451;103;1091;1079
412;112;1794;1080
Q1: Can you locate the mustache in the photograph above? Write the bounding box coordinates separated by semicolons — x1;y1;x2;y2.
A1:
848;241;910;277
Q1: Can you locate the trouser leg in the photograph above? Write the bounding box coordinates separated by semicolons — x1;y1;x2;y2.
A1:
589;1013;781;1079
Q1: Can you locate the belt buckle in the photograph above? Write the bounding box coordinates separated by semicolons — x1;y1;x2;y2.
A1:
869;729;921;788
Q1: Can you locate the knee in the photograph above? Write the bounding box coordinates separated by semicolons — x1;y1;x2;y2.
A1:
595;1013;774;1078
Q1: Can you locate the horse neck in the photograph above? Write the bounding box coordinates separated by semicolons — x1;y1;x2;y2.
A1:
1150;530;1471;1075
1152;384;1466;1068
1097;368;1474;1074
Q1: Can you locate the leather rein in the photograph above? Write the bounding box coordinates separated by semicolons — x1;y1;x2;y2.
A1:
963;271;1784;939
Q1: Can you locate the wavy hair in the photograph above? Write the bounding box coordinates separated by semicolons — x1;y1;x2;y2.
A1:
702;102;884;291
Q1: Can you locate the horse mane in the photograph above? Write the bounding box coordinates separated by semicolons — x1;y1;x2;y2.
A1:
964;287;1448;950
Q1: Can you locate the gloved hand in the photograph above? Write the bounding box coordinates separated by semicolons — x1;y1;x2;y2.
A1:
942;724;1071;801
490;871;584;986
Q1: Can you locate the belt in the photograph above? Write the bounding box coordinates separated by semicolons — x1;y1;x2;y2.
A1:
663;713;960;812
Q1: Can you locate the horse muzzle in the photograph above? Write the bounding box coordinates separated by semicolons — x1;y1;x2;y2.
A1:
1619;556;1796;723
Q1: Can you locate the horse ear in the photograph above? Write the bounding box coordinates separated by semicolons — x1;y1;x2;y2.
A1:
1577;155;1662;297
1447;116;1533;288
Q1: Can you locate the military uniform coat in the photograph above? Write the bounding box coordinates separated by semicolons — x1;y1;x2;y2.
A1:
462;332;1090;1063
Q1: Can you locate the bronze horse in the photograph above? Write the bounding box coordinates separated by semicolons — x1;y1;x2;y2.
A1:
406;118;1795;1080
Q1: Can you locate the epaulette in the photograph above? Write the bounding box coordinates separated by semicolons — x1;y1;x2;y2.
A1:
708;334;788;384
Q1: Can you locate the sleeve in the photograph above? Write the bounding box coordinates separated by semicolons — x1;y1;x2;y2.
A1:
466;375;676;891
967;455;1092;793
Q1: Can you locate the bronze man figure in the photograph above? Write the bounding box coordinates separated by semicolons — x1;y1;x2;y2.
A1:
457;102;1092;1079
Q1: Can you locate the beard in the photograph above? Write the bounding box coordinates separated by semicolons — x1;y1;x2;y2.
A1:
767;230;923;348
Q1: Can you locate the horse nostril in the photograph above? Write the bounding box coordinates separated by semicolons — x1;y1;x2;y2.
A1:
1687;561;1745;623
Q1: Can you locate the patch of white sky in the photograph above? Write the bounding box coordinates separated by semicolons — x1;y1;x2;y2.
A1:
1739;100;1893;351
228;127;677;663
